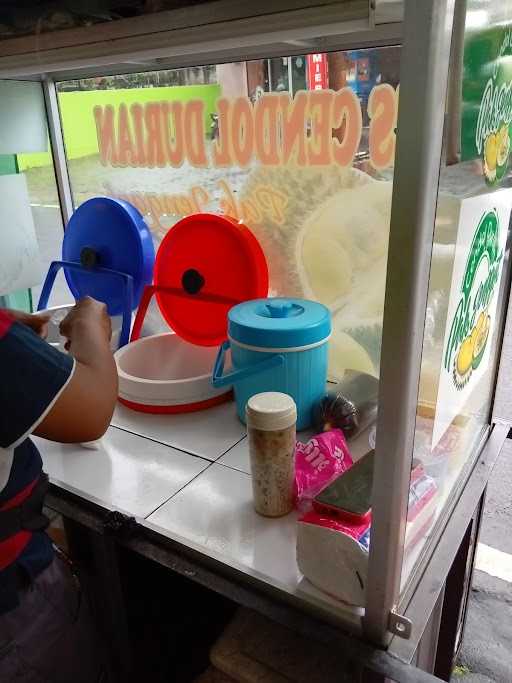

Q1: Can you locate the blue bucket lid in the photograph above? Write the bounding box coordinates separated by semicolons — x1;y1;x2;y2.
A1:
228;298;331;349
62;197;155;316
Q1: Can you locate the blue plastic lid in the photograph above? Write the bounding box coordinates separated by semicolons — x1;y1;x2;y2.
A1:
62;197;155;316
228;298;331;349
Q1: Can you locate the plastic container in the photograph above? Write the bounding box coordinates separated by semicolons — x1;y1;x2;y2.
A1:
115;213;269;413
246;392;297;517
212;298;331;430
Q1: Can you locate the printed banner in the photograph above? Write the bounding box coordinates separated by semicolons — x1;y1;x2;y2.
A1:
461;24;512;185
432;190;511;448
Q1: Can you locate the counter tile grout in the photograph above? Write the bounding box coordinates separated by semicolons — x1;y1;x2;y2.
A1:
143;460;217;519
215;434;247;456
110;424;219;463
215;460;251;477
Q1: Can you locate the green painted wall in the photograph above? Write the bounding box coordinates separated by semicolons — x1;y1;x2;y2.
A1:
18;84;221;170
0;155;17;175
0;289;32;312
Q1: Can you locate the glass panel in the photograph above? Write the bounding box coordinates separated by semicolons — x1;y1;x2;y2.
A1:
57;49;401;346
16;123;68;309
0;81;66;310
21;165;69;310
0;81;47;154
0;151;33;311
401;0;512;591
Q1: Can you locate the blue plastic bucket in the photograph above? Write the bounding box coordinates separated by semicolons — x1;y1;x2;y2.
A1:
212;298;331;430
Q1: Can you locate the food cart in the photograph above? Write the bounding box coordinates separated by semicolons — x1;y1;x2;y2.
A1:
0;1;511;681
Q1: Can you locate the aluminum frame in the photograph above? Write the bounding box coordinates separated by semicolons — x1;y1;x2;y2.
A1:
363;0;456;646
42;78;74;226
0;1;369;79
0;26;403;83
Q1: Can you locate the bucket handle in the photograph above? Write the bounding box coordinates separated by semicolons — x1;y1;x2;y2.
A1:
37;260;133;350
212;340;284;388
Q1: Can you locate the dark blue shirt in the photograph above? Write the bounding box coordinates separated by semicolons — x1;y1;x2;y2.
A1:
0;310;74;613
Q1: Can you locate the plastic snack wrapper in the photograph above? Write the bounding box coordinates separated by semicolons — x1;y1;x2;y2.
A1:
405;461;439;550
311;371;379;440
294;429;353;512
414;416;465;486
297;461;438;605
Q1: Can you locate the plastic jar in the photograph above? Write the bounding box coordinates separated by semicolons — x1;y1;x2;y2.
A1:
246;392;297;517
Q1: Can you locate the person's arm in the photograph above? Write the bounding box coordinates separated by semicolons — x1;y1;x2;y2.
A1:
33;298;118;443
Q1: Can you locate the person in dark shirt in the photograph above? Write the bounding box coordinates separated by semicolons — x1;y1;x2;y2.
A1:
0;297;118;682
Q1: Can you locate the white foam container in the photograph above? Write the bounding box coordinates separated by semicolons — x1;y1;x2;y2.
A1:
115;332;231;408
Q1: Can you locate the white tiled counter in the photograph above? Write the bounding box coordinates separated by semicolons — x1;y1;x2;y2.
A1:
144;458;364;630
35;426;210;518
39;399;369;633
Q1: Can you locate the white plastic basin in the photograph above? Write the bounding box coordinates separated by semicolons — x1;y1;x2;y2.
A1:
115;332;231;409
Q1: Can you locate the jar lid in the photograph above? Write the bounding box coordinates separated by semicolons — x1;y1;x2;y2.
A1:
229;298;331;349
246;392;297;431
154;214;268;347
62;197;155;316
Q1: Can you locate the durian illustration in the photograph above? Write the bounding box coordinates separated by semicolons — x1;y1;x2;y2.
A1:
240;163;459;382
296;178;392;312
239;164;373;298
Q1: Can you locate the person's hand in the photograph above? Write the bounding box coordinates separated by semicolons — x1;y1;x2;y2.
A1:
5;309;51;339
59;297;112;351
35;296;118;444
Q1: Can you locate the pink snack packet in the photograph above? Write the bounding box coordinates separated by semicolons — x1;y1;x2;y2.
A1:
294;429;353;511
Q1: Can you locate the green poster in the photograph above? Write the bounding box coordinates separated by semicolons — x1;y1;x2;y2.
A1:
462;25;512;185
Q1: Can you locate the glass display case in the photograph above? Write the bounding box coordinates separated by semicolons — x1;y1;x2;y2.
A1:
0;0;511;675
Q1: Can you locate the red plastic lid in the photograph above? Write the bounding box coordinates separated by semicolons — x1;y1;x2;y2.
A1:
154;214;268;346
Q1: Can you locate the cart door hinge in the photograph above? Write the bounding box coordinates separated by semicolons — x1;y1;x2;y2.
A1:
388;610;412;639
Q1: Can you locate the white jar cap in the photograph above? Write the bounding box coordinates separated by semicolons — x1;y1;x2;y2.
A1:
246;392;297;431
